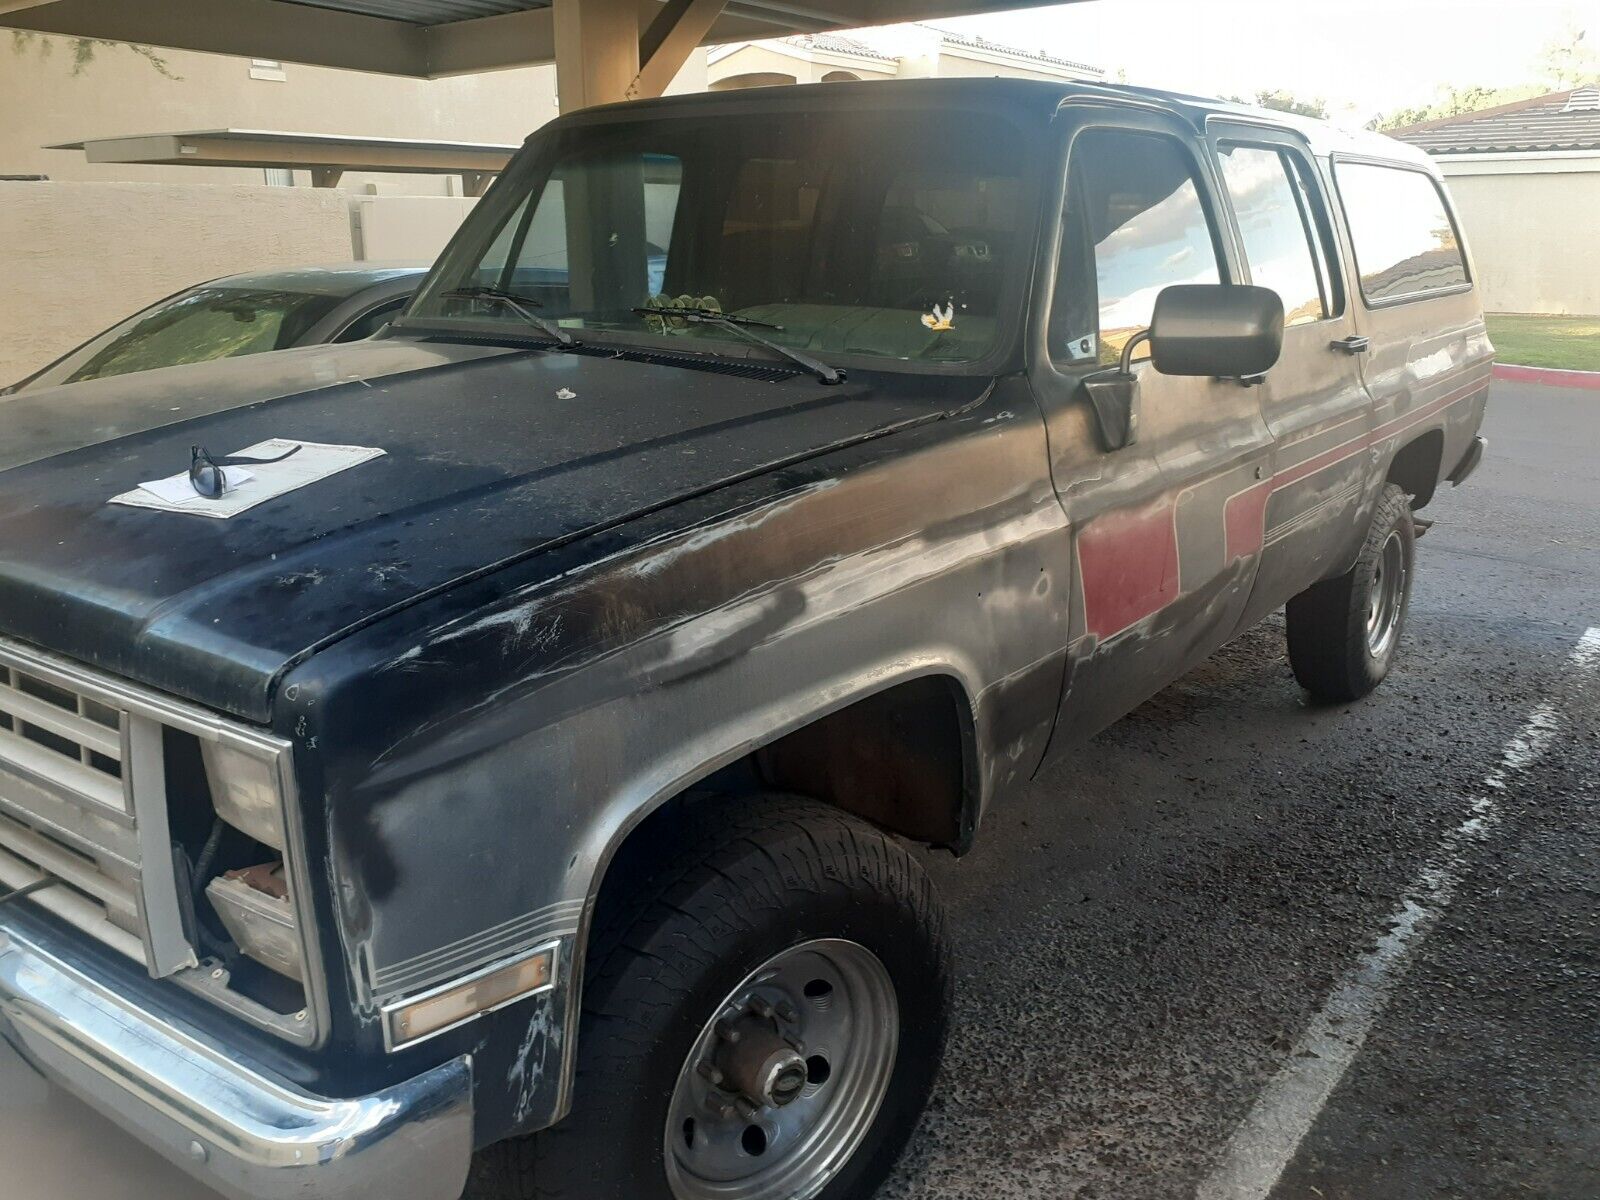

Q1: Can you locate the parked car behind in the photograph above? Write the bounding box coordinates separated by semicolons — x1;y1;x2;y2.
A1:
3;264;427;394
0;80;1489;1200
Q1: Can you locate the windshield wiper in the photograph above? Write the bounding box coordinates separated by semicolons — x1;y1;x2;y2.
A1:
441;286;576;347
630;307;843;385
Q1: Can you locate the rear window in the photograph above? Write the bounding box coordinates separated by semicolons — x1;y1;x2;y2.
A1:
1333;161;1468;303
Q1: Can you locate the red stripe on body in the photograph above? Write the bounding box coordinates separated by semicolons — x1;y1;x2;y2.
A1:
1078;498;1179;640
1074;377;1487;643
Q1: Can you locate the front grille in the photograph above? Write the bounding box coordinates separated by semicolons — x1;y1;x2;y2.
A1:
0;660;152;965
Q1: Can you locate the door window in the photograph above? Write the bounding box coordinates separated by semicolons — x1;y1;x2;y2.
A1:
1051;128;1223;367
1217;144;1338;325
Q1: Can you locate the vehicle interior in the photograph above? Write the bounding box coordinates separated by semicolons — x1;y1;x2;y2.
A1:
416;107;1033;365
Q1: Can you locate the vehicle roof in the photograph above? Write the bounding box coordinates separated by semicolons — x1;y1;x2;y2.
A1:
202;262;430;298
559;77;1431;167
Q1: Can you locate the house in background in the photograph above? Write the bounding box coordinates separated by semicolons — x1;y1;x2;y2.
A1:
707;25;1102;91
1392;86;1600;316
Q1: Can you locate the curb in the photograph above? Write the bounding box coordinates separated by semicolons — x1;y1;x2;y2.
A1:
1492;362;1600;390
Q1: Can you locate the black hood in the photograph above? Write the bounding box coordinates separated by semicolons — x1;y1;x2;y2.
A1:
0;337;983;721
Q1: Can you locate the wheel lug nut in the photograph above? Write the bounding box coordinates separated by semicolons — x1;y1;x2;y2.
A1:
734;1096;761;1119
750;997;776;1019
776;1001;798;1023
714;1018;742;1044
696;1061;724;1086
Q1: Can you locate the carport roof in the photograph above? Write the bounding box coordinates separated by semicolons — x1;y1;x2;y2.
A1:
0;0;1083;79
1390;86;1600;155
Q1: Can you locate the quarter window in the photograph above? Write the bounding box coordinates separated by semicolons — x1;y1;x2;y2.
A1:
1334;161;1467;302
1217;144;1336;325
1052;129;1223;366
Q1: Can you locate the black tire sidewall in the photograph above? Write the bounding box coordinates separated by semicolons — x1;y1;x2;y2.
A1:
546;818;948;1200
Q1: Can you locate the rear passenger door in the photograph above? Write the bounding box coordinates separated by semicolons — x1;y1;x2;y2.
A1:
1206;123;1373;628
1031;107;1274;747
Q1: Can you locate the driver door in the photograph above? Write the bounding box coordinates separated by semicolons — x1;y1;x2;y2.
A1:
1030;106;1275;748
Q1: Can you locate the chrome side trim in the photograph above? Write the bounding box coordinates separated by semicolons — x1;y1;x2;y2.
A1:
0;924;474;1200
368;897;582;1000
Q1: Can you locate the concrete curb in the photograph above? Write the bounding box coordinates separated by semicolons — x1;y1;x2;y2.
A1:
1493;362;1600;390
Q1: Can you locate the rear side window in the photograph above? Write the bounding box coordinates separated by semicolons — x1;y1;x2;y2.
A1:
1333;162;1467;303
1052;128;1223;366
1217;144;1338;325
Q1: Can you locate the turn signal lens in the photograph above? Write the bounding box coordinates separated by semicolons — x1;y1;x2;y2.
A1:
384;944;557;1049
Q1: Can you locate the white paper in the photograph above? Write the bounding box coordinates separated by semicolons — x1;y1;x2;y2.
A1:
136;466;253;505
110;440;385;519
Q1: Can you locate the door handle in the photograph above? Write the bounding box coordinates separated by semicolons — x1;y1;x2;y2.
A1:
1330;335;1370;355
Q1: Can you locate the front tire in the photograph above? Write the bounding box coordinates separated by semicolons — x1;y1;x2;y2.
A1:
469;795;951;1200
1286;482;1416;702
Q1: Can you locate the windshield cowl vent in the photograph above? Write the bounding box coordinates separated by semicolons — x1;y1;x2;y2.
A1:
571;345;802;383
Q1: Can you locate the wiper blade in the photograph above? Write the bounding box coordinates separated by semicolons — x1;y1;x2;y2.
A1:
630;307;843;385
441;286;576;347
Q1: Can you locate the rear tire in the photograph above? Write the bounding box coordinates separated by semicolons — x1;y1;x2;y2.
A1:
1286;483;1416;703
467;794;951;1200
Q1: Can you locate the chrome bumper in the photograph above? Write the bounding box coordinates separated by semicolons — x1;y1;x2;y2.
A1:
0;923;474;1200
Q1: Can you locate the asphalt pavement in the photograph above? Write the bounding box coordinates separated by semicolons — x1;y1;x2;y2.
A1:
3;378;1597;1199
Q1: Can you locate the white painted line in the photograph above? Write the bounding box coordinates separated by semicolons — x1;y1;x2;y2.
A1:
1195;626;1600;1200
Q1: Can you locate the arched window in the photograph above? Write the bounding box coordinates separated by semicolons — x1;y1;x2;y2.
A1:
709;71;798;92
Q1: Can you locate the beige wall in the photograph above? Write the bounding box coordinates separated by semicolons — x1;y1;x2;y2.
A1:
352;195;478;261
2;34;708;194
2;35;561;195
1438;156;1600;316
0;179;352;383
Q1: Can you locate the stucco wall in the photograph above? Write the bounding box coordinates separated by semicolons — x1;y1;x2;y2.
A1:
0;179;352;383
1;36;560;195
352;195;478;261
2;34;707;195
1438;157;1600;316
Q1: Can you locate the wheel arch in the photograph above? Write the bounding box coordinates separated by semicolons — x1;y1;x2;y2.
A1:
1385;426;1446;510
583;666;982;900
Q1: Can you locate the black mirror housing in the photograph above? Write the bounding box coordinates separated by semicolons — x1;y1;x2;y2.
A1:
1148;284;1284;379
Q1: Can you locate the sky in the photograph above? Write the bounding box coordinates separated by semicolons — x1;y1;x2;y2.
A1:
926;0;1593;124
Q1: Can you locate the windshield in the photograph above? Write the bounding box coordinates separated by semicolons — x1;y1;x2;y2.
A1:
19;286;346;390
406;108;1032;367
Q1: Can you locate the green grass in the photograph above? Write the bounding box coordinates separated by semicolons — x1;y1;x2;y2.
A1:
1486;313;1600;372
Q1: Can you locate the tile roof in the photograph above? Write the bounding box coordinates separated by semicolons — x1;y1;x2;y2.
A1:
783;32;898;63
932;28;1100;75
1391;87;1600;155
777;26;1101;75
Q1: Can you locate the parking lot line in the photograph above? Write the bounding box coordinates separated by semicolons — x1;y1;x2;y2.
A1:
1194;626;1600;1200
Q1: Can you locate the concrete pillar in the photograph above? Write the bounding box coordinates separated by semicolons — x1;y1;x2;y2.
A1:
552;0;639;113
552;0;725;112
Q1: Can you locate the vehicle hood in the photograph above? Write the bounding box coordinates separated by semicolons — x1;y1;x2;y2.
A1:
0;338;984;722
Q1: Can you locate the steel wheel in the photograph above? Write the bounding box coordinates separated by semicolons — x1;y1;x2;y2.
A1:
663;938;899;1200
1366;529;1407;658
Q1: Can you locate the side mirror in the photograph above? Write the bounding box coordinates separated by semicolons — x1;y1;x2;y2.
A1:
1074;284;1284;454
1146;284;1284;378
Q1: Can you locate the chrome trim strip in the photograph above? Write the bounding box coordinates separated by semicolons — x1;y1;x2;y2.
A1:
128;713;197;977
0;923;474;1200
369;898;583;999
